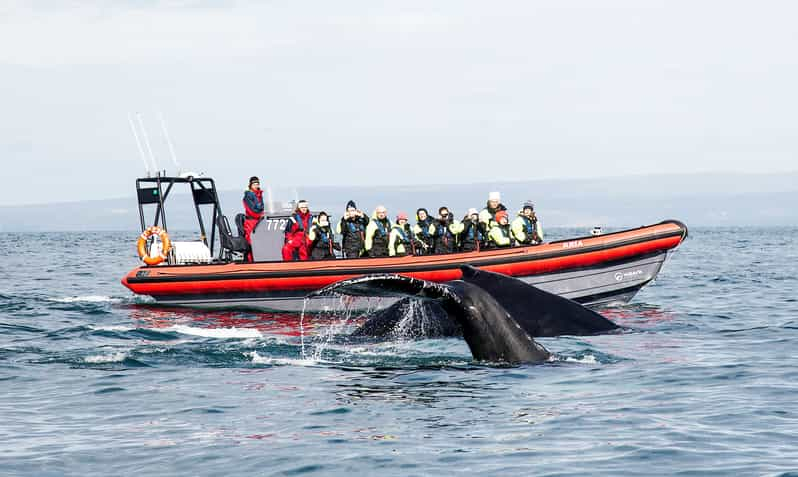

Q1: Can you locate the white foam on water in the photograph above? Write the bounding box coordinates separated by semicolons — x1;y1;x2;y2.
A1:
84;352;128;363
53;295;122;303
563;354;598;364
162;325;263;339
247;351;319;366
88;324;134;332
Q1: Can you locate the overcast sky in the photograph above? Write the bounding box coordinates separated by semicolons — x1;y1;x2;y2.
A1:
1;0;796;206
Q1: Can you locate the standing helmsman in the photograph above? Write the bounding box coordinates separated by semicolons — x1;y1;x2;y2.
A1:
242;176;264;261
511;201;544;245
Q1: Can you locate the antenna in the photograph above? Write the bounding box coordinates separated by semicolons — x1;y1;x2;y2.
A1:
267;185;275;214
135;112;160;174
157;111;181;174
128;113;151;176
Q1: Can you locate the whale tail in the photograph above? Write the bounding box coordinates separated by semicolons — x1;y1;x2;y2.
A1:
312;272;551;364
459;265;619;337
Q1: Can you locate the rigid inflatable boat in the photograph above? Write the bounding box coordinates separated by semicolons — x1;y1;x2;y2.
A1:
120;175;688;312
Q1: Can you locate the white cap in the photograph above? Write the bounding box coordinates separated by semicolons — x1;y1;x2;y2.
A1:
468;208;478;216
488;191;501;201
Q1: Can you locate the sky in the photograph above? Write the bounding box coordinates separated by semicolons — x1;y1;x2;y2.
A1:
1;0;796;206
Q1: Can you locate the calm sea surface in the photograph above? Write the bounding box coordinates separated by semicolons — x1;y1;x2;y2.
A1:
1;228;797;476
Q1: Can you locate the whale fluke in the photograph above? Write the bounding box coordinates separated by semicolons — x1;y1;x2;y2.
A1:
313;273;550;363
458;266;619;336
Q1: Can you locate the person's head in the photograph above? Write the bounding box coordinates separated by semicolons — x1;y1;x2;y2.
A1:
375;205;387;220
345;200;357;214
416;208;429;221
438;206;450;219
317;211;329;225
522;201;534;217
467;207;479;220
297;200;309;214
488;191;501;209
396;212;408;225
249;176;260;191
495;210;509;225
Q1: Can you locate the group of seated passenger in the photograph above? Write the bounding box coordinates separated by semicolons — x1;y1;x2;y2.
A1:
241;179;543;261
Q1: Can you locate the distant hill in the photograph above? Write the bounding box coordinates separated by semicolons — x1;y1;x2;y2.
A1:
1;172;796;232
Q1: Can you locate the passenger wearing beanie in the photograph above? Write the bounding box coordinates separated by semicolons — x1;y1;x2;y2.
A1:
364;205;392;257
460;208;485;252
511;201;544;245
388;212;413;257
281;200;313;261
432;206;463;255
242;176;264;261
336;200;369;258
487;210;514;248
478;191;508;229
307;211;340;260
412;208;436;255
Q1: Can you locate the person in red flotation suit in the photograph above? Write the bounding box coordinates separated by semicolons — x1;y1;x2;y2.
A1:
242;176;264;261
281;199;313;261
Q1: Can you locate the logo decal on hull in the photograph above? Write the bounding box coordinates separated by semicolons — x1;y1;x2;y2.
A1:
615;270;643;281
562;240;584;249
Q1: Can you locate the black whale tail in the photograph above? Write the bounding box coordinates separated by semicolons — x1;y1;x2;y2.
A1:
311;273;550;364
459;265;619;337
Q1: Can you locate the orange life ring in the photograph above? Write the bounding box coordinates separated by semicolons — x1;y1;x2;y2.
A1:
136;226;171;266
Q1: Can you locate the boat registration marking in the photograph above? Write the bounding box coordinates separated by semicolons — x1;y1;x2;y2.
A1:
262;218;289;231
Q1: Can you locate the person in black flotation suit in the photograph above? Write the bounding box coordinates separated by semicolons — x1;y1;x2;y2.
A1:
242;176;264;261
336;200;369;258
364;205;392;257
432;206;461;254
281;200;312;261
307;211;339;260
412;208;435;255
459;208;485;252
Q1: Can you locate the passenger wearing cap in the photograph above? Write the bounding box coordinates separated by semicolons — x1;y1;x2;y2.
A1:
511;201;544;245
336;200;369;258
479;191;508;229
307;211;340;260
432;206;463;254
364;205;392;257
281;199;313;261
388;212;414;257
242;176;265;258
487;210;514;248
412;208;436;255
459;208;485;252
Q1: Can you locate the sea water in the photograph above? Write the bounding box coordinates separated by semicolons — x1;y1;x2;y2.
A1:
1;228;797;476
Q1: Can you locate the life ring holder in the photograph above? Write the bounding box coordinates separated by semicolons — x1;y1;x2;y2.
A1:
137;226;172;266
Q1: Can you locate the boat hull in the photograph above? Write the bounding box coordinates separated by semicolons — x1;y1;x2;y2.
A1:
122;220;688;313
